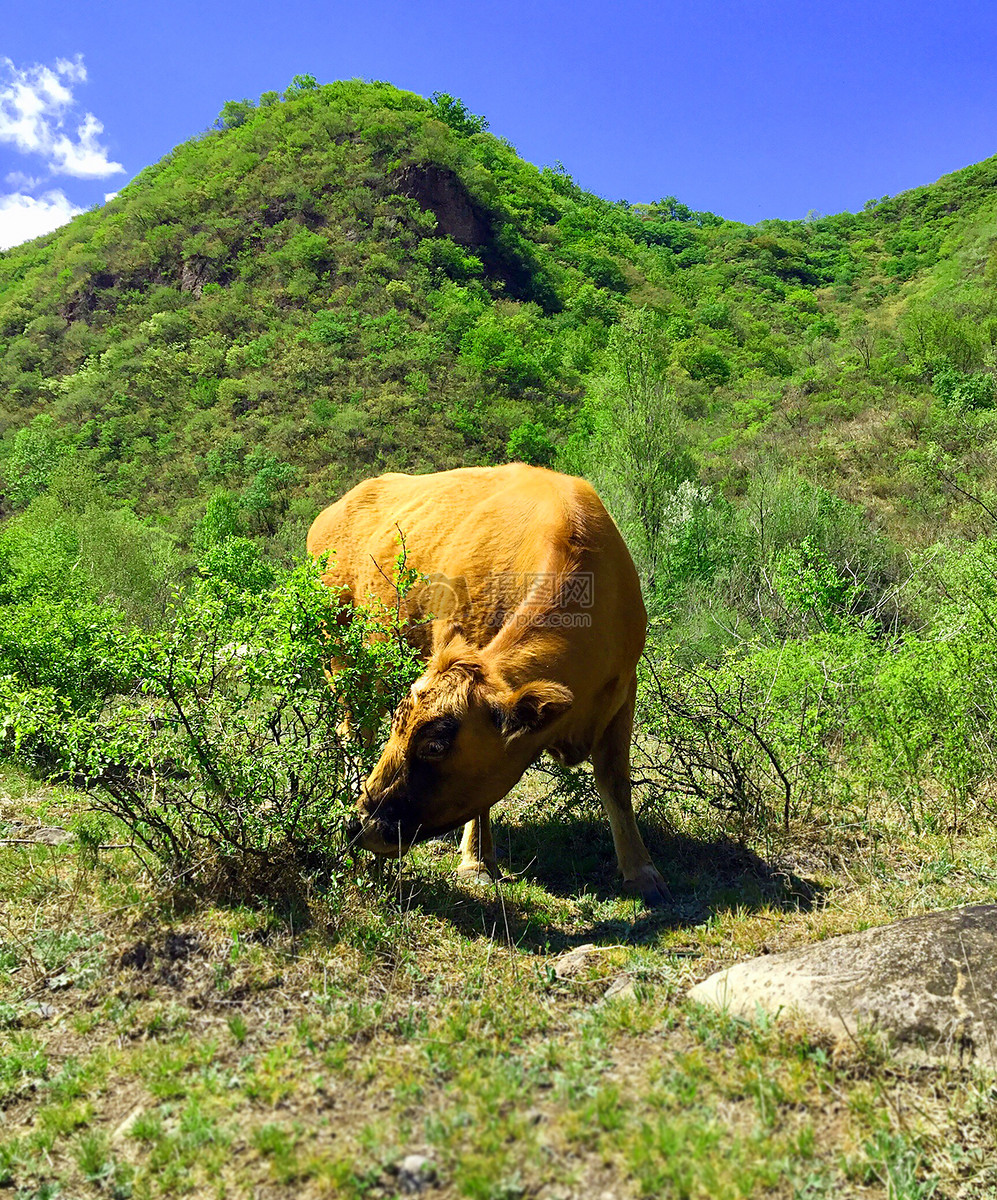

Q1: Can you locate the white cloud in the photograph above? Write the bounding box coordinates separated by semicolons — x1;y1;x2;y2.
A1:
54;57;87;84
0;55;123;179
103;190;118;203
0;189;84;250
5;170;43;189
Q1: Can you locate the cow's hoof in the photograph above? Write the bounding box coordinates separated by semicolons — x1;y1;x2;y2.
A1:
457;865;496;887
624;866;670;908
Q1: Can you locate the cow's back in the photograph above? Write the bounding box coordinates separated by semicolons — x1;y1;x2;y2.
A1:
306;465;646;692
308;465;570;576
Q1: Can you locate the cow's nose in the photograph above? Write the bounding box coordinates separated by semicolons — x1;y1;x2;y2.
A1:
362;793;402;825
344;816;364;846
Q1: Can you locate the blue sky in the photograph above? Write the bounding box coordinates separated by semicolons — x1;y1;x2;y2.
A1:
3;0;997;249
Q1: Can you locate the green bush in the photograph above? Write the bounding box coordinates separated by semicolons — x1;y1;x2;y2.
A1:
931;362;996;410
633;580;997;840
2;415;69;510
0;478;177;622
506;421;555;466
680;344;733;389
773;535;858;630
634;651;798;838
428;92;489;136
0;549;421;899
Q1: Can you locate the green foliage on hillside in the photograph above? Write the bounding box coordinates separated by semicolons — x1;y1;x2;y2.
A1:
0;78;718;534
3;77;997;644
4;79;997;552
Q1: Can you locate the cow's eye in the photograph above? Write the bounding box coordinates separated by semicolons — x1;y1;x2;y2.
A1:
419;740;449;761
414;716;458;761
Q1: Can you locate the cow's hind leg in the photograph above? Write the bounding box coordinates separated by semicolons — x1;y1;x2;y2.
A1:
591;677;668;907
457;815;498;884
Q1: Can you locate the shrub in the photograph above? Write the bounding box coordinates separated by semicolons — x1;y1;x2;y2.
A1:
506;421;555;466
773;535;858;630
710;473;907;639
0;483;177;622
195;490;242;548
635;651;797;837
630;595;997;840
239;452;299;535
931;363;996;410
680;344;733;389
0;551;422;900
428;92;489;136
2;415;69;510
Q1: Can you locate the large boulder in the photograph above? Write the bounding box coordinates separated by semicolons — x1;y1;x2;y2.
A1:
689;904;997;1067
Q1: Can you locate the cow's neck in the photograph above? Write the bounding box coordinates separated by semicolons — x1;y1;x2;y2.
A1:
478;542;585;683
425;618;564;696
480;621;574;692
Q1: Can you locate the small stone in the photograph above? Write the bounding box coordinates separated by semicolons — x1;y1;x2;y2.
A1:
20;1002;55;1025
34;825;74;845
112;1105;145;1143
397;1153;437;1194
553;943;599;980
603;972;637;1001
3;820;73;844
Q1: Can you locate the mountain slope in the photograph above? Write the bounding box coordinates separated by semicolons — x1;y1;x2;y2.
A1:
1;78;997;546
0;79;722;529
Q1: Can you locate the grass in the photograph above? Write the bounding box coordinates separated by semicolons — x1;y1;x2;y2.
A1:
1;762;996;1199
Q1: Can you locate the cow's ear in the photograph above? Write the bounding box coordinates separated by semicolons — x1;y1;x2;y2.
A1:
432;618;466;656
499;681;573;740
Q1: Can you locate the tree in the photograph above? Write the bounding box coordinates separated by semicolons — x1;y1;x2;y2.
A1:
848;315;877;371
215;99;255;130
506;421;555;466
239;454;298;536
584;308;694;592
3;416;68;510
680;343;732;389
429;92;489;136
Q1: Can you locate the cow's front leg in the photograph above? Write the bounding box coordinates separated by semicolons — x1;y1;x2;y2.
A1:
592;678;668;908
457;814;497;884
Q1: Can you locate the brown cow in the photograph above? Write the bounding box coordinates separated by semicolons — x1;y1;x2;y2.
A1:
306;463;667;906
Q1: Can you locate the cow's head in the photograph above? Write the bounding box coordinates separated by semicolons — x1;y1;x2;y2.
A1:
355;634;573;855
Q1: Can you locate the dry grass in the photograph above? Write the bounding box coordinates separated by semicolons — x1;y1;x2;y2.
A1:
1;764;996;1200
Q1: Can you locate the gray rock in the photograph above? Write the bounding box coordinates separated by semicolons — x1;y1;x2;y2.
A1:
689;904;997;1067
4;820;74;845
603;972;637;1001
19;1002;55;1025
33;825;74;845
553;943;598;979
397;1154;437;1194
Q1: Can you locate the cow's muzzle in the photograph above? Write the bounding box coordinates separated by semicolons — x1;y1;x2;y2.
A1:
352;805;466;856
358;821;412;857
351;798;415;857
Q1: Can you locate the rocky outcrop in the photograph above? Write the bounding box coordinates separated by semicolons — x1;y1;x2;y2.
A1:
397;163;492;248
395;163;556;310
179;256;211;297
689;904;997;1067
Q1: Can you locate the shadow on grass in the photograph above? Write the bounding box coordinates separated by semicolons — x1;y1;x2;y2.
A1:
399;810;823;954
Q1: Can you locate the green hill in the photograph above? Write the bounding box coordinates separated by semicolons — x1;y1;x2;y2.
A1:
2;76;997;549
0;78;718;534
5;82;997;1199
